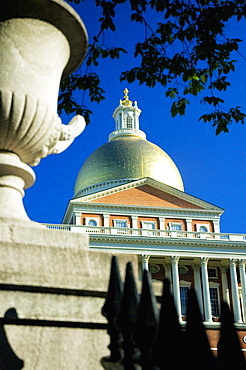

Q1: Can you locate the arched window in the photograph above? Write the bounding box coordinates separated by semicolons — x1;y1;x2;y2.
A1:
88;219;97;227
199;225;208;232
126;116;132;128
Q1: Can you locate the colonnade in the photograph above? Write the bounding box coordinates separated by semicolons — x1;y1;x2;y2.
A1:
141;255;246;323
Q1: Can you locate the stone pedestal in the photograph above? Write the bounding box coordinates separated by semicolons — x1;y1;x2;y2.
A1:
0;220;138;369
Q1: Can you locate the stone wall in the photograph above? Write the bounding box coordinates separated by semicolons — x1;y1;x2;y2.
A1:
0;219;138;369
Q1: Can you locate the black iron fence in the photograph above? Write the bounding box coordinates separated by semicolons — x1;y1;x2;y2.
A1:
101;256;246;369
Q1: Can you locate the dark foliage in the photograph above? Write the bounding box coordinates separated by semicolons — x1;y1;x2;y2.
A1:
63;0;246;134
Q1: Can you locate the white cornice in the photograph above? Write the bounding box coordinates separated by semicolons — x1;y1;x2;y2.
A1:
88;234;246;259
71;202;221;220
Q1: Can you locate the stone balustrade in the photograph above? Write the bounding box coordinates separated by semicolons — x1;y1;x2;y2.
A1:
43;224;246;242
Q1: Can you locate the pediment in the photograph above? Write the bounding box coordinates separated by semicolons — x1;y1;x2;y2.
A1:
71;178;223;213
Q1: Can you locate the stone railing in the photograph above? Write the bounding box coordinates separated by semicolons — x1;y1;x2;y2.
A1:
43;224;246;242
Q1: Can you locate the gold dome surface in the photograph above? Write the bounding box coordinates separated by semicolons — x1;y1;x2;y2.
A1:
74;136;184;196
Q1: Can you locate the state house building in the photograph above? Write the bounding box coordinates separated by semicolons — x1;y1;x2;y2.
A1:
61;89;246;348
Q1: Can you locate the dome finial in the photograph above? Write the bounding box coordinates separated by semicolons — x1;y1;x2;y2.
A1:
121;88;132;107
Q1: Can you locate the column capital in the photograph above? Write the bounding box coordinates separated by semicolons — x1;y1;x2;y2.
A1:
141;254;150;262
220;264;228;273
201;257;209;265
186;218;192;224
230;258;238;267
239;259;246;266
192;263;201;272
164;262;172;270
171;256;180;264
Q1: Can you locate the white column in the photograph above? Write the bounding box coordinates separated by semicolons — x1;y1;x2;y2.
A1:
159;217;166;237
164;260;172;286
229;259;242;323
192;263;204;316
103;214;109;227
239;259;246;322
213;219;220;233
103;214;110;233
74;212;81;225
131;215;138;229
220;264;230;305
141;254;150;271
131;215;138;235
186;219;193;238
201;257;213;322
186;219;192;231
159;217;165;232
213;219;220;239
171;256;182;320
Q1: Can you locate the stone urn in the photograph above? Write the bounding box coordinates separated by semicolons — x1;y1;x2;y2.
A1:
0;0;88;220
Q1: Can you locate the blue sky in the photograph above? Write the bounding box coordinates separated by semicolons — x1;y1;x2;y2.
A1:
24;1;246;233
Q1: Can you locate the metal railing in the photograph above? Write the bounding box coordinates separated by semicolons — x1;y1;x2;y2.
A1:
44;224;246;242
101;256;246;369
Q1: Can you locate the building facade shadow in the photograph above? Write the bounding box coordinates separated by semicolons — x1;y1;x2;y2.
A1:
0;308;24;370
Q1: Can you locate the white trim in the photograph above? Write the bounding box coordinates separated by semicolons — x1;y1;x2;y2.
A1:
180;280;191;287
70;202;222;220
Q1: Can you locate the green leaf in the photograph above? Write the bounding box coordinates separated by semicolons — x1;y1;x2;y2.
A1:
166;88;178;99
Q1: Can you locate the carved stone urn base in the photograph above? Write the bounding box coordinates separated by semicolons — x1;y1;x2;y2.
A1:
0;152;35;220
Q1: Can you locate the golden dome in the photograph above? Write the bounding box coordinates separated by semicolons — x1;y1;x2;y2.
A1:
74;136;184;196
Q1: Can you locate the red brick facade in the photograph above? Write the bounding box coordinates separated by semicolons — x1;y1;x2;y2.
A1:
91;185;203;209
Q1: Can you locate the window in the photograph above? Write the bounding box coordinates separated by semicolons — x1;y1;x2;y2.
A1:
180;286;189;316
209;287;220;317
199;226;208;232
208;267;217;278
239;288;245;322
196;223;209;232
114;219;129;234
142;221;155;229
85;217;99;227
168;223;183;237
169;223;182;231
196;223;210;239
126;116;133;128
141;221;156;236
115;220;127;228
